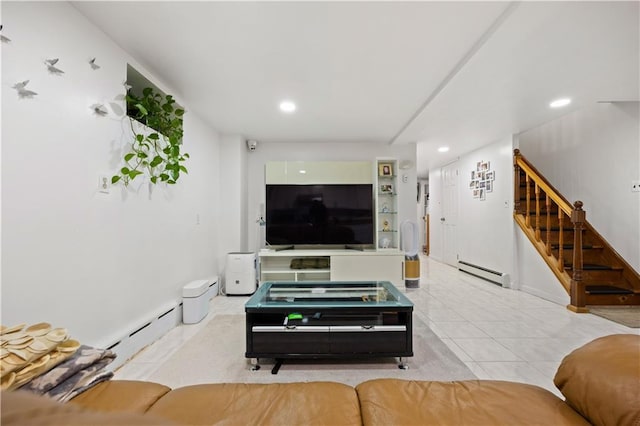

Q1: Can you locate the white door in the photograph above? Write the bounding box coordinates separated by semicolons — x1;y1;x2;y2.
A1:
441;162;458;267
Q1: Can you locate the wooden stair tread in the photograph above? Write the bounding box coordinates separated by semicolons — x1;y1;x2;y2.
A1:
564;263;623;271
550;244;602;250
586;285;633;295
538;226;574;232
525;210;559;214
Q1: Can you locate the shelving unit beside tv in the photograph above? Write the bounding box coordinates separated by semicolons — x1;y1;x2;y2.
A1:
376;159;399;250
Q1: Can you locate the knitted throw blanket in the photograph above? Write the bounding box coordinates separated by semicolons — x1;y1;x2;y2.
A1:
20;345;115;402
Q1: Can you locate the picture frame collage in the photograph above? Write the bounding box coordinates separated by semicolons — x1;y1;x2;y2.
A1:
469;160;495;201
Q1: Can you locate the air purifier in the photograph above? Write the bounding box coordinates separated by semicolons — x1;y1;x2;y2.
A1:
225;252;257;295
401;220;420;288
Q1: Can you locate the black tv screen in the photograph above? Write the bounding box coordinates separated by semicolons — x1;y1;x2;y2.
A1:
266;184;374;246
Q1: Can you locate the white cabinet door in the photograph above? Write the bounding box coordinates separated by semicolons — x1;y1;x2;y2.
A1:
331;254;404;286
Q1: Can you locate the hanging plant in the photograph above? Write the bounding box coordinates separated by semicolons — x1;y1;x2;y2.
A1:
112;87;188;185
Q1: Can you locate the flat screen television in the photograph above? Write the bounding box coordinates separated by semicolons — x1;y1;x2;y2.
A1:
265;184;374;246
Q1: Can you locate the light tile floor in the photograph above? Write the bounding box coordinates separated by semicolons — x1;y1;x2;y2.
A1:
115;255;637;397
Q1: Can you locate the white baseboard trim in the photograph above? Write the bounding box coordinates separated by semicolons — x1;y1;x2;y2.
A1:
520;284;569;306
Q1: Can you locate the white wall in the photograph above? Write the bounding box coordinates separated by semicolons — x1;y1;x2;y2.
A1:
245;142;417;251
517;102;640;271
457;137;514;279
1;2;222;345
428;138;514;279
218;134;249;284
514;227;570;305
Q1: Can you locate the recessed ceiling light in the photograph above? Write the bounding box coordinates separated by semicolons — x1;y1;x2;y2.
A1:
437;146;450;153
549;98;571;108
299;170;306;174
279;100;296;113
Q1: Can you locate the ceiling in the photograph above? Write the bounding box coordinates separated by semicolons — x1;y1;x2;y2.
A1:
72;1;639;178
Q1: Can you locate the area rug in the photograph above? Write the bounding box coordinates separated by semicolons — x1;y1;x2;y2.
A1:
589;306;640;328
147;315;476;388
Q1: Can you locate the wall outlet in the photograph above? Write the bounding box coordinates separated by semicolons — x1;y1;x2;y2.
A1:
98;175;110;193
633;180;640;192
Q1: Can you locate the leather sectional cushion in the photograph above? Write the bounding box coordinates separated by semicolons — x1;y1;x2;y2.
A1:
69;379;171;413
554;334;640;426
147;381;362;426
2;390;174;425
356;379;590;425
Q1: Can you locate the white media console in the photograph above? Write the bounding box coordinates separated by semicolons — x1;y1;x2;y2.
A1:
258;249;405;287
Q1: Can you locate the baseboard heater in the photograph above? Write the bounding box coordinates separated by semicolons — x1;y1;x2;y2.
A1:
101;301;182;371
458;261;510;287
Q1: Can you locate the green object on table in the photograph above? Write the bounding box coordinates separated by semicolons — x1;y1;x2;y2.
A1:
287;313;303;320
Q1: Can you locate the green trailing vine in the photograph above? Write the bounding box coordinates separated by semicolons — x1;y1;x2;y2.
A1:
112;87;188;186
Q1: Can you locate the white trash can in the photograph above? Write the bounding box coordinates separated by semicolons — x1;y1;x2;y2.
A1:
182;279;209;324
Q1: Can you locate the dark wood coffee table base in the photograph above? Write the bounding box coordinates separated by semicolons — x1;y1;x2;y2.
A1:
244;281;413;372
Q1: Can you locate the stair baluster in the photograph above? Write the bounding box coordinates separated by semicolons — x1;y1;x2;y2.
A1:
525;175;531;227
535;183;541;241
558;210;565;272
513;151;521;213
545;194;551;255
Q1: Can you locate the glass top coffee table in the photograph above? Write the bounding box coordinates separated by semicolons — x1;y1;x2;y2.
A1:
245;281;413;373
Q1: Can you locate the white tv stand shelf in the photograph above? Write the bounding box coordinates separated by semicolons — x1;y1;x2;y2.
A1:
258;249;405;287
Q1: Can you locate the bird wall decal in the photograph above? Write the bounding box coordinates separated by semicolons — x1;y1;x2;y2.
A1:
90;103;108;116
13;80;38;98
0;24;11;43
12;80;29;90
45;58;64;74
89;57;100;70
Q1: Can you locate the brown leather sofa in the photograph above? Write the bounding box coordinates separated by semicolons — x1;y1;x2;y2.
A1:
2;334;638;426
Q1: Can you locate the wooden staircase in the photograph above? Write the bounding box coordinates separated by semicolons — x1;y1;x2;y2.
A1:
513;149;640;312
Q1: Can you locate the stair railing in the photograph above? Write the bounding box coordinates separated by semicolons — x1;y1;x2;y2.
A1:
513;149;587;312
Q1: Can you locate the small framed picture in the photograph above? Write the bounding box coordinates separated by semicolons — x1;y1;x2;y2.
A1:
378;163;393;176
486;181;493;192
486;170;495;181
380;184;393;193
